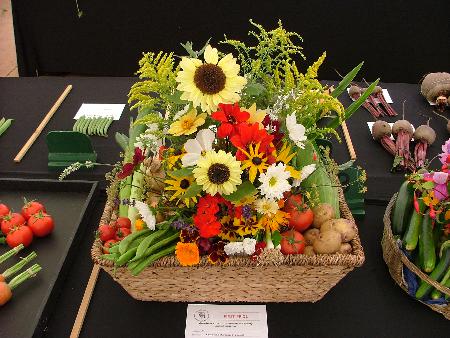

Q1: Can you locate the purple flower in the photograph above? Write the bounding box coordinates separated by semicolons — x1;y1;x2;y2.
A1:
242;205;252;219
171;219;190;231
432;172;448;185
434;184;448;201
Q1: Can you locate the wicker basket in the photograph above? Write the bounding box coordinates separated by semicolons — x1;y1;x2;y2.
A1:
92;181;365;303
382;194;450;319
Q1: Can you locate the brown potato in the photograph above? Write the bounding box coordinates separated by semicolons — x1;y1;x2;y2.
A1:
339;243;352;254
313;230;341;254
312;203;335;228
320;218;357;243
303;228;320;245
304;246;315;255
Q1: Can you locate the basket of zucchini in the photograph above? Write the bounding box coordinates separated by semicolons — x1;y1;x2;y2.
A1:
382;173;450;320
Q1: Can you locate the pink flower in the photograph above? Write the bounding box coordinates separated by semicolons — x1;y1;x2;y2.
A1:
434;183;448;201
432;172;448;185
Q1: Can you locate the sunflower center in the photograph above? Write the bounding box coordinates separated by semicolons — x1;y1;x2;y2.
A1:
207;163;230;184
269;177;278;186
194;64;226;95
252;157;262;165
180;179;190;189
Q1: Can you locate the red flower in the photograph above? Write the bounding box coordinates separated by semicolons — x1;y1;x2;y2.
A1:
198;221;222;238
211;103;250;138
117;147;146;180
262;116;284;147
251;241;267;261
197;194;220;215
230;123;275;160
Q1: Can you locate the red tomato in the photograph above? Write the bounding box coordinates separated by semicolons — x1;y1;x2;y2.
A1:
0;204;10;217
115;227;131;241
103;239;118;254
6;225;33;248
21;200;46;221
116;217;131;229
98;224;116;242
1;212;26;235
288;207;314;232
284;194;303;212
27;212;54;237
280;230;305;255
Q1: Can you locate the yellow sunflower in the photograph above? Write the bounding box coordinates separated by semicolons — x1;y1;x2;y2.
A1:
193;150;242;195
164;148;186;169
274;142;301;179
244;103;266;128
164;173;198;207
167;108;206;136
240;143;269;183
176;45;247;113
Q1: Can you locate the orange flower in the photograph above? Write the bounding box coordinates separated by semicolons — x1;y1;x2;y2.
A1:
175;242;200;266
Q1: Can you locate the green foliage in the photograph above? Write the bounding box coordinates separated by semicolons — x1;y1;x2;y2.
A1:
223;181;257;202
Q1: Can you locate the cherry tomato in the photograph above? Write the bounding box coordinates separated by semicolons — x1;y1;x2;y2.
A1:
103;239;118;254
116;217;131;229
280;230;305;255
21;200;46;221
115;227;131;241
27;211;54;237
0;204;10;217
288;207;314;232
6;225;33;248
98;224;116;242
1;212;26;235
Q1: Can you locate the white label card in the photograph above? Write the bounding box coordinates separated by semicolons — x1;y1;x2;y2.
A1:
73;103;125;120
185;304;268;338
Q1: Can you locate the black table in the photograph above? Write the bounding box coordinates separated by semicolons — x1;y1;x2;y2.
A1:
0;77;448;337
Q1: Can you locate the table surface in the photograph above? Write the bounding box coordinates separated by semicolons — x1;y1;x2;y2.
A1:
0;77;449;337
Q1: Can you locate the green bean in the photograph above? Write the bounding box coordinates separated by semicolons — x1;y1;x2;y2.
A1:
137;231;179;260
79;117;89;134
118;228;151;254
0;119;13;136
73;116;83;132
131;228;172;262
103;117;113;137
96;117;104;136
88;118;96;135
0;117;5;128
116;247;139;266
100;253;120;262
131;244;176;276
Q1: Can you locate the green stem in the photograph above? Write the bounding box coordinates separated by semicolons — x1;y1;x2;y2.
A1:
265;226;274;249
2;252;37;280
8;264;41;290
0;244;24;264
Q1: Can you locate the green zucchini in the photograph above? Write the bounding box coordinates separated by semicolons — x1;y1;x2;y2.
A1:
420;211;436;273
416;241;450;300
430;268;450;300
402;200;425;251
391;181;414;235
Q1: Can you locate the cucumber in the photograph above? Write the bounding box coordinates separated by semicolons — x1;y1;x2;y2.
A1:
430;268;450;300
420;211;436;273
402;200;425;251
391;181;414;235
416;241;450;300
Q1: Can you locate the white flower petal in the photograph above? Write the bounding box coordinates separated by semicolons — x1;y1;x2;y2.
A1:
196;129;215;151
184;139;202;154
182;153;201;167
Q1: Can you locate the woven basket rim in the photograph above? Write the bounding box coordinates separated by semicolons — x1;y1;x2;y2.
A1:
92;176;365;269
383;194;450;297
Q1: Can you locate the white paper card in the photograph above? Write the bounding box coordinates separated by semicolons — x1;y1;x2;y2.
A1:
367;122;415;140
73;103;125;120
347;88;393;103
185;304;268;338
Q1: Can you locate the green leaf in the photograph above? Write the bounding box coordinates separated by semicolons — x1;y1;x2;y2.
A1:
223;181;257;202
244;82;266;97
326;78;379;131
115;132;129;152
338;160;355;171
167;90;188;105
421;181;435;190
169;167;194;178
331;62;364;98
272;230;282;247
182;182;202;198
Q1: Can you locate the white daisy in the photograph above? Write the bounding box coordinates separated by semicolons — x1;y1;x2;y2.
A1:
286;113;307;149
134;200;156;230
181;129;215;167
292;164;317;187
258;163;291;200
254;198;279;216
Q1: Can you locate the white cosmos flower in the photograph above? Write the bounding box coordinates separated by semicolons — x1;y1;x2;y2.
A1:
292;164;317;187
134;200;156;230
258;163;291;200
286;113;307;149
254;198;279;216
181;129;215;167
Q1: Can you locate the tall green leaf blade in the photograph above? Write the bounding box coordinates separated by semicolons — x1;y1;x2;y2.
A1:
331;62;364;98
223;181;256;202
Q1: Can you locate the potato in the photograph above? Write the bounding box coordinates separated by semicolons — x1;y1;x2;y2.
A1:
312;203;335;228
320;218;357;243
303;228;320;245
339;243;352;254
304;246;315;256
312;230;341;254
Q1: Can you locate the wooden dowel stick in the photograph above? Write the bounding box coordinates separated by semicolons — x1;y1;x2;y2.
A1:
70;264;100;338
14;84;72;163
341;121;357;160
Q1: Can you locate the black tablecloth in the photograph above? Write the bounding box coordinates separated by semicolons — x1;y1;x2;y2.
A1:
0;77;449;337
11;1;450;83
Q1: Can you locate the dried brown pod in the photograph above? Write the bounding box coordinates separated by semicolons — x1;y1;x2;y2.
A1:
420;72;450;111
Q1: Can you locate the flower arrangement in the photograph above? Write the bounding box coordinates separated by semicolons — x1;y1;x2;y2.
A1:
98;21;375;271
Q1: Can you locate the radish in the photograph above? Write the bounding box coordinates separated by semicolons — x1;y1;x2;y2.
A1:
0;264;41;306
0;252;37;282
413;121;436;168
